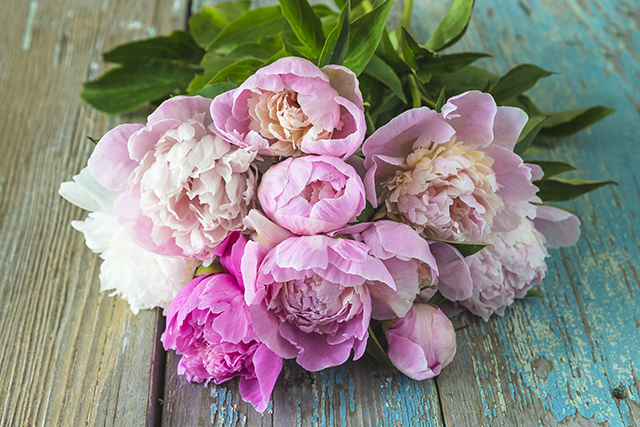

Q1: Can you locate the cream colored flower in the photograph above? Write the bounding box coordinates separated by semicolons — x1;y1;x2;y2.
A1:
381;137;502;241
247;89;333;156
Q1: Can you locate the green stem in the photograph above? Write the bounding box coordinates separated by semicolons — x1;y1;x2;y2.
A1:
428;291;446;306
421;94;437;108
408;74;422;108
401;0;414;30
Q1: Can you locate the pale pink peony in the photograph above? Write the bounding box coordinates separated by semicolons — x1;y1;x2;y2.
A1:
460;218;548;321
533;205;581;248
88;96;257;262
210;57;365;158
363;91;538;242
242;235;396;371
417;241;473;303
385;304;456;380
258;155;366;235
162;233;282;413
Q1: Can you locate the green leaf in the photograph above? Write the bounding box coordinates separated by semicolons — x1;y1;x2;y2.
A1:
418;52;490;75
376;28;409;74
206;6;291;54
534;178;617;202
343;0;393;76
312;4;337;18
425;0;475;51
81;60;196;114
514;115;547;156
400;27;436;71
522;147;543;156
263;38;306;65
539;106;615;137
526;289;544;298
279;0;325;55
187;52;242;92
195;262;227;276
435;86;446;112
527;160;577;179
206;58;263;85
364;55;407;103
188;81;238;99
428;291;446;305
223;37;284;60
355;201;376;223
318;0;350;67
370;90;404;120
102;31;204;65
489;64;553;104
504;94;542;116
366;326;396;373
429;238;490;257
431;66;497;96
189;1;251;48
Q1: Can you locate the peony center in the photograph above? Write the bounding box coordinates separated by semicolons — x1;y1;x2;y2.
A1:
247;89;332;156
382;137;503;241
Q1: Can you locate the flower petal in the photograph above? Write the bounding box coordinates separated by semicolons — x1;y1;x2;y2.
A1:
441;91;497;147
533;205;581;248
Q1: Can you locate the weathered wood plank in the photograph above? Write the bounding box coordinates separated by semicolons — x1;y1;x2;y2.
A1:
0;0;188;425
409;0;640;426
163;349;445;427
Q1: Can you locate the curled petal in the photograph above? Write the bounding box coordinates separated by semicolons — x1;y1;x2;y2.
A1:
533;205;581;248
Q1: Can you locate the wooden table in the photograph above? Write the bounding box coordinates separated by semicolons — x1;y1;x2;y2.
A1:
1;0;639;425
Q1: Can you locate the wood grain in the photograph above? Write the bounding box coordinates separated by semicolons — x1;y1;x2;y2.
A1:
0;0;188;425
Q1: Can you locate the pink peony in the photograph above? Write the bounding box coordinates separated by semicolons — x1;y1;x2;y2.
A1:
385;304;457;380
335;220;438;319
258;155;366;235
460;218;548;321
242;235;396;371
162;233;282;413
88;96;257;262
210;57;366;158
363;91;539;242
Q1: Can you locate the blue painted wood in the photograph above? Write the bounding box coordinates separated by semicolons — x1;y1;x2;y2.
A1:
410;0;640;425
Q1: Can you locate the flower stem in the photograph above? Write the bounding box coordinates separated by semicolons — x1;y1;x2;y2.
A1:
408;74;422;108
401;0;414;30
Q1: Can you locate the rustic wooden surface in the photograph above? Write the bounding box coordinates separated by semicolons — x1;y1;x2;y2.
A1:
2;0;639;426
0;0;188;426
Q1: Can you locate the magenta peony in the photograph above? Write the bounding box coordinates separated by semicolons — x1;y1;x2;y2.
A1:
460;218;548;321
362;91;539;242
258;155;366;235
242;235;396;371
88;96;257;263
385;304;457;380
210;57;366;158
162;233;282;413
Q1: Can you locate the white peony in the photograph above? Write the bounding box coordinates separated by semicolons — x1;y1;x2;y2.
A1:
59;168;199;314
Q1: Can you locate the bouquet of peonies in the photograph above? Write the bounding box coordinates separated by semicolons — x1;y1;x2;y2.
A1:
59;0;614;412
